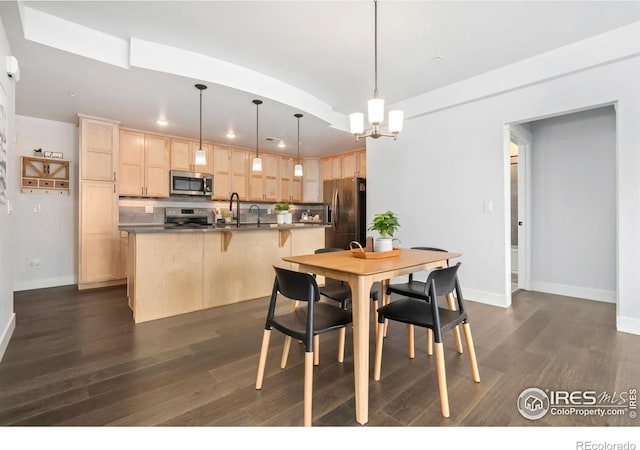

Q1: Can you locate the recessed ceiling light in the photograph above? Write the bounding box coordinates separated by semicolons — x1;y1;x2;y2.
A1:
226;130;236;139
68;92;76;97
278;140;286;148
156;119;168;126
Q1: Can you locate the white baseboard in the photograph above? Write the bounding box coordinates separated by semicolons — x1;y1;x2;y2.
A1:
617;315;640;335
0;313;16;362
531;281;616;303
13;275;77;292
463;288;510;308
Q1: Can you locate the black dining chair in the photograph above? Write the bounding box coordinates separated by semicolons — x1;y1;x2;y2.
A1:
374;262;480;418
255;266;352;426
385;246;463;357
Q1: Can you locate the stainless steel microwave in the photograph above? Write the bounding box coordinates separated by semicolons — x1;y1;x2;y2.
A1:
170;170;213;196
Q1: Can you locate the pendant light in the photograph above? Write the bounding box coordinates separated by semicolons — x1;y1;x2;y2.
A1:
194;83;207;165
252;99;263;172
294;113;303;177
349;0;403;141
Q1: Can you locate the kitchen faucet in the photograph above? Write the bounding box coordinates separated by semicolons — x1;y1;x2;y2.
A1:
249;204;261;227
229;192;240;228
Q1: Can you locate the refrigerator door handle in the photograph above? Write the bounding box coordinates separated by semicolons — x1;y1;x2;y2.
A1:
335;189;340;230
331;188;338;230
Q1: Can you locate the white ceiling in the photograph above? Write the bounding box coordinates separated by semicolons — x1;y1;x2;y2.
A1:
1;1;639;157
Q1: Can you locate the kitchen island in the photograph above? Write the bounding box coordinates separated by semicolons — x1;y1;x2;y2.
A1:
120;224;327;323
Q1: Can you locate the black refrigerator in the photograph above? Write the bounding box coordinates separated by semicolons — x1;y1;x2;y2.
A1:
323;177;367;249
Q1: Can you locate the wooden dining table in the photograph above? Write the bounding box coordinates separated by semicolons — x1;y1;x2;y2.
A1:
283;247;461;425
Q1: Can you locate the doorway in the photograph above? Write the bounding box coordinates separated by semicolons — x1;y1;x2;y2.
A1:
509;124;532;294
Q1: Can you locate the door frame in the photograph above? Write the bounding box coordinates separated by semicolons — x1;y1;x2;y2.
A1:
508;124;533;296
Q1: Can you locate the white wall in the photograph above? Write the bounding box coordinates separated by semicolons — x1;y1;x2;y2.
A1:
367;23;640;334
12;115;77;291
0;17;16;361
530;107;616;302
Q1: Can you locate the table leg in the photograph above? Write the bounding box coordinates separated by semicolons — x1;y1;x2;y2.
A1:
349;274;372;425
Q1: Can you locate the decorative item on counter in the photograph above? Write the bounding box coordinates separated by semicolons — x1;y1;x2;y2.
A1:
44;151;63;159
222;210;233;223
274;203;290;224
214;208;223;223
33;148;43;156
368;210;400;252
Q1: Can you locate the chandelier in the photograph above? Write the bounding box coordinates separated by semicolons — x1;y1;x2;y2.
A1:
349;0;403;141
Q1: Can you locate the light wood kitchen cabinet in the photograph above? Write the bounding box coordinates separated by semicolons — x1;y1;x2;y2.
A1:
118;231;128;280
78;115;124;290
302;158;321;203
79;115;119;182
119;130;170;197
170;138;213;174
249;152;278;202
212;145;249;200
321;158;332;182
341;152;357;178
331;156;342;180
356;149;367;178
79;180;121;286
278;156;303;203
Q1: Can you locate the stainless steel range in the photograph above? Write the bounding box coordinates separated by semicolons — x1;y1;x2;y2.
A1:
165;207;212;227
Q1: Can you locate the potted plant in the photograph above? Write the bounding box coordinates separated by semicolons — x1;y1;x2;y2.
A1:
222;210;233;223
368;210;400;252
274;203;290;224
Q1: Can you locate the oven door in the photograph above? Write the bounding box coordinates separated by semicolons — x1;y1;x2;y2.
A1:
170;171;213;196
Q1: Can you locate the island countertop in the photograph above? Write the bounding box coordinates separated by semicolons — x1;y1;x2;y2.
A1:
119;223;330;234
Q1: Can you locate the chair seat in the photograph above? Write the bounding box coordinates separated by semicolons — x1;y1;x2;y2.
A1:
377;297;466;333
272;302;352;341
387;281;428;300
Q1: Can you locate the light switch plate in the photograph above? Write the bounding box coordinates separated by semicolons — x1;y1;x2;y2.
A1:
145;205;154;214
483;200;493;213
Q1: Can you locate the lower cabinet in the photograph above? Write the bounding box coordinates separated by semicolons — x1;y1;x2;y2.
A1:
126;227;325;323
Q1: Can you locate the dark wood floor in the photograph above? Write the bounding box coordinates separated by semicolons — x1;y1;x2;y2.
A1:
1;284;638;427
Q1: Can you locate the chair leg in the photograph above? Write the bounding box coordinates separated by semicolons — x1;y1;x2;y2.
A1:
372;299;379;338
281;336;292;369
373;322;385;381
434;342;450;418
256;329;271;390
462;323;481;382
426;329;433;356
445;293;464;354
313;335;320;366
337;327;346;363
303;351;314;427
408;324;415;359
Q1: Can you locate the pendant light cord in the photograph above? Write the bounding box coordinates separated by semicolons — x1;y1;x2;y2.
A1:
297;116;300;164
199;88;203;149
256;102;259;158
374;0;378;98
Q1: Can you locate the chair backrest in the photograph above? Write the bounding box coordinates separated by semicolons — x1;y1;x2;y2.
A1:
315;248;345;254
273;266;320;303
423;263;466;316
408;247;448;282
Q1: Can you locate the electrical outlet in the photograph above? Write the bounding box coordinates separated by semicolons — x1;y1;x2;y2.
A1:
30;259;41;268
145;205;154;214
483;200;493;213
267;208;272;215
33;203;41;213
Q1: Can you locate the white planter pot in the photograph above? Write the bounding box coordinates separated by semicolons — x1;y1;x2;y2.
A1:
374;238;393;253
276;213;285;224
285;212;292;224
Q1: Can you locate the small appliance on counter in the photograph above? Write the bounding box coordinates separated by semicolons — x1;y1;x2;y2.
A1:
165;207;212;228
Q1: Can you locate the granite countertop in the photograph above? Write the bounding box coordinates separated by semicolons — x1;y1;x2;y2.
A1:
119;223;330;234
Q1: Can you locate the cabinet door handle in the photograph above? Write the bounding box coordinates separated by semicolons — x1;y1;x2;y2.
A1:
141;187;144;195
113;172;116;181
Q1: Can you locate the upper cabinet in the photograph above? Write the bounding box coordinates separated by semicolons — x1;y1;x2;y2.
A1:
170;138;213;174
21;156;70;194
212;145;249;200
249;153;278;202
119;130;170;197
79;115;119;182
279;156;303;203
320;149;366;182
302;158;321;203
356;149;367;178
